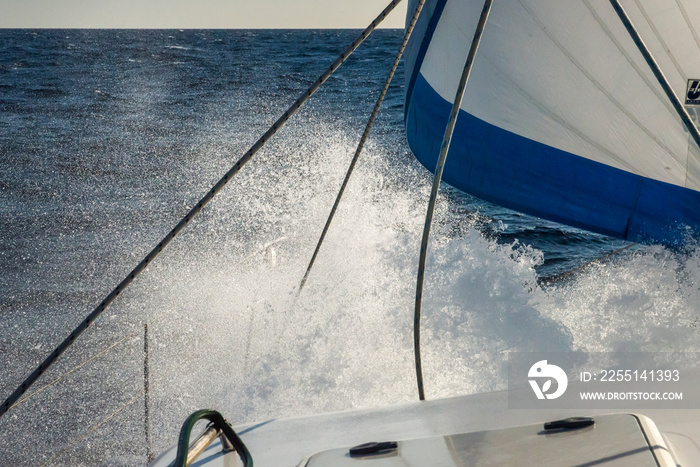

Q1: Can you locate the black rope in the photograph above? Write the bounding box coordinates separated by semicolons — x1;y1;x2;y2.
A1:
0;0;405;420
298;0;427;294
144;324;153;464
608;0;700;150
6;332;138;411
414;0;493;401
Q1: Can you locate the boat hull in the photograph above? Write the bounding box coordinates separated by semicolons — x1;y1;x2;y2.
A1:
150;388;700;466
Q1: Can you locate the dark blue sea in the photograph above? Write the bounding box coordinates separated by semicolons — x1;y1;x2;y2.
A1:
1;29;696;466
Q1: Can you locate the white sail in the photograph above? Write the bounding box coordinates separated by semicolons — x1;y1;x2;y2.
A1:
405;0;700;244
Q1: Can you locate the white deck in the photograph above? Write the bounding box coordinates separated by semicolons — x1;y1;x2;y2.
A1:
151;388;700;466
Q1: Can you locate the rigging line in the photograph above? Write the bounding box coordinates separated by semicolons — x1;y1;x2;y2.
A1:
41;366;199;467
8;332;139;411
7;302;189;414
518;0;679;169
297;0;427;294
582;0;678;122
674;0;700;55
39;362;188;467
39;392;143;467
144;323;154;464
0;0;405;420
609;0;700;153
414;0;493;402
7;305;179;413
632;0;687;80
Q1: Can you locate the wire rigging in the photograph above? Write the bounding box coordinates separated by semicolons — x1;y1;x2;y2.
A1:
297;0;427;294
0;0;406;420
608;0;700;152
414;0;493;401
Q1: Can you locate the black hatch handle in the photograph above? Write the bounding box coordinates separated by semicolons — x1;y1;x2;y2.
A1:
544;417;595;431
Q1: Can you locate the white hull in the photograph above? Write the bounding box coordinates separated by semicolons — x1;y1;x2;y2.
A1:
152;386;700;466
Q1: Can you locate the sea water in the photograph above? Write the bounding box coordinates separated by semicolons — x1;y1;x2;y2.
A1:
1;29;699;466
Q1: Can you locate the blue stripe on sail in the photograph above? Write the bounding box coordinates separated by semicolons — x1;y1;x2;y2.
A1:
404;0;449;122
406;73;700;245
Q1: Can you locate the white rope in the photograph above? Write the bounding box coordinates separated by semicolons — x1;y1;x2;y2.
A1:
8;332;139;411
39;392;143;467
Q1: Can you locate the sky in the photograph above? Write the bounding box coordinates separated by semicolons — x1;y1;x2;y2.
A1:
0;0;408;29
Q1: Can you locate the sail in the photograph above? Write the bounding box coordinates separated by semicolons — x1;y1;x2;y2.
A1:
404;0;700;245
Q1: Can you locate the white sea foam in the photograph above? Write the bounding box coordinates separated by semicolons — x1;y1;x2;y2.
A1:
5;29;700;462
5;122;700;465
111;125;700;453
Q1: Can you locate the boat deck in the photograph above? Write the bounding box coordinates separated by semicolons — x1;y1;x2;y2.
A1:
151;388;700;466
